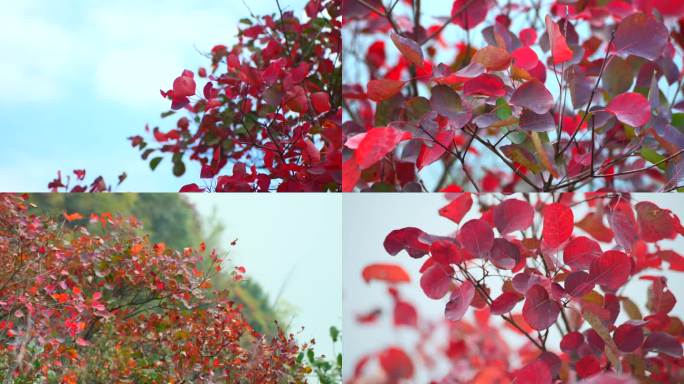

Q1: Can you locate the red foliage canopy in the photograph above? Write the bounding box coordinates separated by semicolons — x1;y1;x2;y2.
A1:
353;193;684;383
343;0;684;192
0;194;305;382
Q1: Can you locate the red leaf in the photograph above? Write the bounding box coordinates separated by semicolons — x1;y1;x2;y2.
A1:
463;74;505;97
613;321;644;352
342;155;361;192
172;70;196;97
493;198;534;235
431;240;471;266
560;331;584;352
285;86;309;113
519;28;537;46
445;280;475;321
420;264;453;299
646;277;675;315
438;193;473;224
614;13;668;61
457;219;494;256
355;127;412;169
511;46;539;70
642;331;683;357
519;109;555;132
545;15;573;65
394;300;418;327
367;79;405;102
577;212;614;242
512;359;552;384
510;80;554;114
605;92;651;127
362;264;411;284
563;236;601;271
608;198;639;251
389;32;423;66
542;203;574;249
564;270;595;297
635;201;677;242
379;347;414;379
490;291;523;315
384;227;430;258
356;308;381;324
311;92;331;114
512;271;545;294
416;130;454;170
522;284;561;330
179;183;204;192
576;355;601;379
451;0;489;30
490;238;520;270
589;250;631;291
367;40;386;68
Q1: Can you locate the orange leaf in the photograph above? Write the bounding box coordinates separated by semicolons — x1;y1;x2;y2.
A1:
367;79;405;102
472;45;511;71
63;212;83;222
130;243;144;256
545;15;573;65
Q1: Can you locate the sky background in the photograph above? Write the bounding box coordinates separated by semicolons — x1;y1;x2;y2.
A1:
0;0;308;192
187;193;342;357
343;193;684;382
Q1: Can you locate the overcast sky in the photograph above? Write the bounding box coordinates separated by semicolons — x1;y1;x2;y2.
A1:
186;193;342;357
343;193;684;381
0;0;308;192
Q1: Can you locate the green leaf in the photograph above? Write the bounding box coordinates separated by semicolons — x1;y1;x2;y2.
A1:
584;310;622;374
239;18;253;25
141;148;155;160
495;97;512;119
370;182;397;192
173;160;186;177
405;96;430;121
501;144;542;174
149;157;163;171
671;113;684;128
329;326;339;343
374;94;403;126
620;296;642;320
160;110;176;118
640;147;666;170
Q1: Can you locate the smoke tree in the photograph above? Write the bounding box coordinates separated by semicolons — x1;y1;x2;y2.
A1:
342;0;684;192
51;0;341;192
0;194;311;382
352;193;684;382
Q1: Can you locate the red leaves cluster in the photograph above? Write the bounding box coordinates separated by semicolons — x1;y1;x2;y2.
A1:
0;194;305;382
343;0;683;192
355;193;684;383
127;0;342;192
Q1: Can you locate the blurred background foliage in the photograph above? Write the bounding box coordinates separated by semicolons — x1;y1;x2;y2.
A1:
28;194;281;335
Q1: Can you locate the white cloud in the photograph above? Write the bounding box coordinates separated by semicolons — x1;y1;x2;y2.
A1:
0;0;242;107
85;3;239;109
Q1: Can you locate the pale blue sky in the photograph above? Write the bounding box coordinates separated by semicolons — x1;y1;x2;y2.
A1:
0;0;308;192
187;194;342;357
